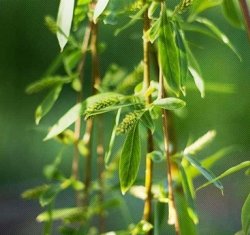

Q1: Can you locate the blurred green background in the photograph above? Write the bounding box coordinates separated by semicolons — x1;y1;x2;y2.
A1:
0;0;249;234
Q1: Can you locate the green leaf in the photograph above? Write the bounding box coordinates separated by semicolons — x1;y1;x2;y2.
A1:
184;130;216;155
63;49;82;74
189;0;223;21
73;0;90;31
21;185;50;200
153;201;166;235
119;123;141;194
146;18;161;43
57;0;75;51
158;6;181;95
115;4;148;36
105;108;122;166
174;22;188;93
153;97;186;110
197;161;250;191
39;184;62;207
140;110;155;133
187;146;236;179
234;231;245;235
35;85;63;125
179;164;199;224
148;151;164;163
195;17;241;60
130;220;153;234
44;102;84;141
242;193;250;235
184;154;224;191
188;66;205;98
93;0;110;23
37;207;83;222
25;76;71;94
148;1;160;19
222;0;244;28
175;192;198;235
43;150;64;180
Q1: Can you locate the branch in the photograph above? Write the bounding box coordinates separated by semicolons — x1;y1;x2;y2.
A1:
239;0;250;40
159;69;180;235
142;3;154;232
72;22;92;206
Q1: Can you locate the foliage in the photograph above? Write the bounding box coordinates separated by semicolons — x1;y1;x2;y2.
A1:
22;0;250;234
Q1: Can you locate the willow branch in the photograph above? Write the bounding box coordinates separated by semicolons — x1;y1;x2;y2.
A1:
239;0;250;40
159;70;180;235
97;116;105;232
142;3;154;231
72;22;92;206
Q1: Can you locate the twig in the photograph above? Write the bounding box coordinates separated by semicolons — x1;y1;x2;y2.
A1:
142;3;154;232
72;22;92;206
239;0;250;40
159;69;180;235
97;116;105;232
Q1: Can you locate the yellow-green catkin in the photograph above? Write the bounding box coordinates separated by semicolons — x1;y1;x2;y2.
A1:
128;0;143;11
85;97;120;116
116;110;143;134
45;16;58;34
175;0;193;14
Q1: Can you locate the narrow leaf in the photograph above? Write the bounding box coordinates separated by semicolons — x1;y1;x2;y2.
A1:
119;123;141;194
93;0;110;23
148;1;160;19
222;0;244;28
184;154;224;191
184;130;216;155
175;192;198;235
57;0;75;51
26;76;71;94
140;110;155;133
179;164;199;224
146;18;161;43
37;207;83;222
35;85;63;125
242;193;250;235
174;22;188;92
158;6;181;95
44;102;84;141
187;146;236;179
39;184;62;207
153;97;186;110
196;17;241;60
188;67;205;98
21;185;49;200
197;161;250;190
189;0;222;21
105;108;122;166
115;4;148;36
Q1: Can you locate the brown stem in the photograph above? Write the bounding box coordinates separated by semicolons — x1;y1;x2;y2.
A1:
83;21;100;202
159;70;180;235
97;116;105;232
142;3;154;232
239;0;250;40
72;23;92;206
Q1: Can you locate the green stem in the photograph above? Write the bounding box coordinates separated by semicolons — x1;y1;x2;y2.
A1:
142;2;154;233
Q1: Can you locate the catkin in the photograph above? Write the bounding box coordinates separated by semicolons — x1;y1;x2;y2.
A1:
175;0;193;14
85;97;120;116
116;110;143;134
